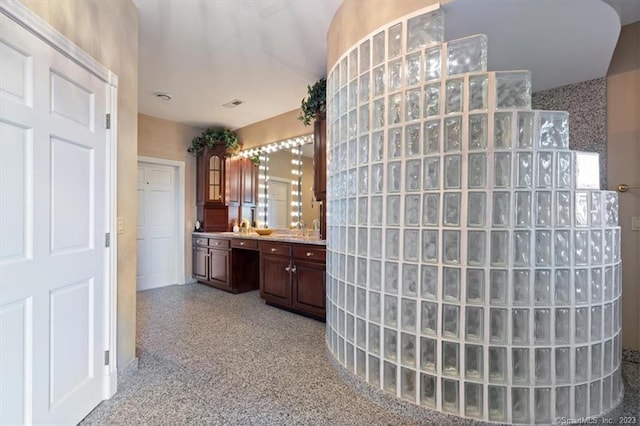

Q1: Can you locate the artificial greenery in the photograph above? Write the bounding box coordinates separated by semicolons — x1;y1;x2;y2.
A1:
249;153;261;166
187;127;240;156
298;78;326;126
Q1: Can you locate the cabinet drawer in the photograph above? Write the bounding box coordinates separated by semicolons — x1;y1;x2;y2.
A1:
209;238;230;249
260;242;291;256
194;237;208;246
232;239;258;250
293;245;326;262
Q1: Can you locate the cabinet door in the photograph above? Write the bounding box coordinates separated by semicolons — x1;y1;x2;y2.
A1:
292;259;326;318
260;254;291;305
209;248;230;286
242;158;257;206
226;156;241;205
193;246;209;281
313;114;326;201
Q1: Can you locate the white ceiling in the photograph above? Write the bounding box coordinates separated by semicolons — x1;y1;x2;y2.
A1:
135;0;635;131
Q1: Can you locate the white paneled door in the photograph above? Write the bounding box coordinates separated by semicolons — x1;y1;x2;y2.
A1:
0;11;110;426
267;179;290;229
137;162;177;290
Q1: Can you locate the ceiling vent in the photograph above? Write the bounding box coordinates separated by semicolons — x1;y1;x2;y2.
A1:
223;99;245;109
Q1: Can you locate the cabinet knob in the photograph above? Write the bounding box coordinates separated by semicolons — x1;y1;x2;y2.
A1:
271;248;277;252
215;242;219;245
291;266;297;273
285;265;290;272
306;252;313;257
240;242;245;246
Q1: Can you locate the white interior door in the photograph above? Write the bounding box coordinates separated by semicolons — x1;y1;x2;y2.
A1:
0;12;108;425
267;179;290;229
137;162;177;291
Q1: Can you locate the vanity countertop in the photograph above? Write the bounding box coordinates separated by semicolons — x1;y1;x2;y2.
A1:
193;231;326;246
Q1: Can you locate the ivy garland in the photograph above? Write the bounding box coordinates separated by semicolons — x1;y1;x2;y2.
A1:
298;78;326;126
187;127;240;156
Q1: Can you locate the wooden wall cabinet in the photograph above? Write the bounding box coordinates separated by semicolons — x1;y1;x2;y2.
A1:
313;112;326;202
259;241;325;320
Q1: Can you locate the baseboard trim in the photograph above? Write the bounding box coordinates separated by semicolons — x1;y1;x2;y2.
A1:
117;356;139;385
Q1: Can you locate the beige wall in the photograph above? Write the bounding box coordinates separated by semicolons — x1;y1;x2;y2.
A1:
607;22;640;351
327;0;444;71
236;109;310;149
22;0;139;369
138;114;203;279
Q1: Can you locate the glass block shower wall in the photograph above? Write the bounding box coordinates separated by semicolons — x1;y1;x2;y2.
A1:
324;6;623;424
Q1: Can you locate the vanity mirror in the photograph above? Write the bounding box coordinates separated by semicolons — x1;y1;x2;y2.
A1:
240;135;322;233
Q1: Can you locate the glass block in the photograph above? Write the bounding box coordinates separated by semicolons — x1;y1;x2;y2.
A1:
489;347;507;382
372;98;385;129
405;159;421;191
516;152;533;189
423;157;440;190
555;347;570;383
359;134;369;165
405;89;421;122
514;231;531;266
466;269;484;303
517;111;534;148
369;291;381;324
423;120;440;154
604;230;613;263
384;261;398;292
534;388;551;424
573;230;588;266
490;230;508;266
494;112;512;149
604;339;612;374
407;10;444;51
442;304;459;338
400;368;416;403
445;79;463;114
490;308;507;343
346;342;354;370
468;153;487;188
574;384;589;418
402;264;418;297
443;267;460;300
388;59;402;92
536;151;553;188
447;35;487;76
371;196;383;225
444;116;462;152
604;303;613;339
347;286;355;313
442;379;459;414
536;191;552;227
489;386;507;421
512;388;530;423
465;382;483;418
575;307;589;344
490;269;508;305
575;269;588;304
404;194;421;226
384;327;397;361
539;111;569;149
468;192;486;227
469;114;488;150
388;94;402;127
591;192;603;226
534;270;551;305
443;193;461;226
420;373;436;408
406;52;421;86
421;230;438;262
466;306;484;341
369;322;380;355
340;56;348;87
358;197;369;227
388;23;402;59
424;45;441;81
359;104;370;135
513;270;530;304
359;39;370;73
358;166;368;195
444;155;461;189
421;301;438;335
535;230;552;266
383;361;397;393
555;308;570;344
575;345;589;381
356;348;366;377
512;309;529;344
556;386;570;419
468;231;486;266
512;348;529;384
372;30;385;66
556;151;572;189
401;333;416;367
590;381;601;416
494;152;511;188
555;269;570;305
534;309;551;344
387;161;401;192
404;229;419;261
421;265;438;299
469;74;488;111
495;71;532;109
591;305;602;341
492;192;511;228
422;193;439;226
386;195;401;226
535;348;551;384
605;192;618;226
420;337;437;372
442;341;459;376
603;376;612;410
554;230;570;266
424;83;440;118
442;230;460;264
575;192;589;227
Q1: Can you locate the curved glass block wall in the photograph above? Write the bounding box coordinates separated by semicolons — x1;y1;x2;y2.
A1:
324;6;623;424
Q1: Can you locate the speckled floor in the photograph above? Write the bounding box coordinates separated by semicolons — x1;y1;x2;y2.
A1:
81;283;640;425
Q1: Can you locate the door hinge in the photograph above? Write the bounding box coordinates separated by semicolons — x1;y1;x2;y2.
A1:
106;113;111;129
104;350;110;366
105;232;111;248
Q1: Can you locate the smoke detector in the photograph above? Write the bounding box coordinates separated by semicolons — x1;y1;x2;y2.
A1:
154;92;172;101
